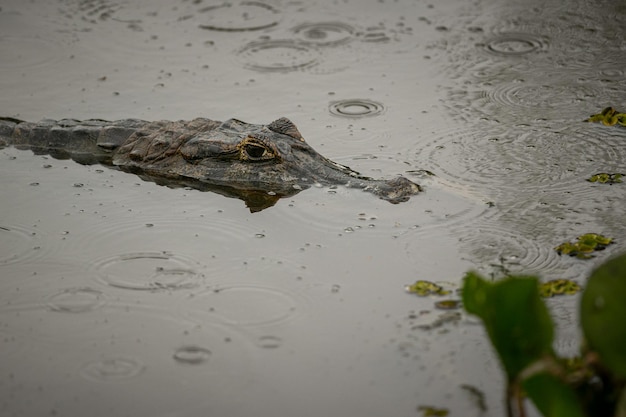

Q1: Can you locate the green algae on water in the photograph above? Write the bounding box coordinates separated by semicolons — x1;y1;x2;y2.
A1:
585;107;626;126
555;233;614;259
587;173;623;184
539;279;582;298
434;299;461;309
406;280;451;296
417;405;449;416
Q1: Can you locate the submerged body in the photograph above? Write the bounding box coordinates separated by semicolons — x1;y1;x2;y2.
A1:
0;116;420;210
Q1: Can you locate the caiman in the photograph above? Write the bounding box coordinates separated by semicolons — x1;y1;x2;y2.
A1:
0;116;420;211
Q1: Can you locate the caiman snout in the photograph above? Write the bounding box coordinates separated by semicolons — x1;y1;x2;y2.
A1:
365;176;422;204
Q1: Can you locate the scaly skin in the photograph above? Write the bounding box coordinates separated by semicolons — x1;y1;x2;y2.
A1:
0;116;420;210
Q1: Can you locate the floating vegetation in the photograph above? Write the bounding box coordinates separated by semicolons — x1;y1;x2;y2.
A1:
434;299;461;310
417;405;449;416
405;280;451;296
460;384;488;413
585;107;626;126
412;311;462;331
539;279;582;298
555;233;614;259
587;172;623;184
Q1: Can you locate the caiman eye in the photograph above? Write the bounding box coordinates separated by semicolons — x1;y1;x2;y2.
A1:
244;143;267;159
237;137;279;162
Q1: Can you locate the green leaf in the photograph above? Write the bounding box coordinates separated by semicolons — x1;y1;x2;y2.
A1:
462;272;554;380
522;372;585;417
617;387;626;417
581;253;626;378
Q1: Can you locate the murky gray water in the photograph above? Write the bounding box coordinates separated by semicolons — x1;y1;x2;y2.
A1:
1;0;625;415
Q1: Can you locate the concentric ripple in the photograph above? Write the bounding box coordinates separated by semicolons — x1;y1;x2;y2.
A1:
198;1;280;32
173;346;212;365
410;123;626;195
46;287;106;313
236;40;320;72
480;32;549;56
0;224;46;266
80;357;145;382
486;81;602;114
93;251;203;291
329;99;385;118
291;22;356;46
453;223;564;277
0;36;63;69
186;284;303;328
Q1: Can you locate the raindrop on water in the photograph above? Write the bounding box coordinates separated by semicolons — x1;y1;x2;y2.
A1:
173;346;212;365
80;357;145;382
329;99;385;118
257;335;282;349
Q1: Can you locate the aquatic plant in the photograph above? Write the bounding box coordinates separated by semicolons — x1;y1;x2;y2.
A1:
405;280;451;296
585;107;626;126
555;233;614;259
462;253;626;417
539;279;582;298
587;173;623;184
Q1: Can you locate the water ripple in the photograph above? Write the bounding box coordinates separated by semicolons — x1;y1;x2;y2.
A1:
0;224;47;266
236;39;321;73
453;222;565;277
486;81;603;114
173;345;212;365
291;22;357;46
198;1;281;32
92;251;204;291
479;32;549;56
0;36;64;70
46;287;106;313
329;99;386;118
80;357;146;382
185;283;304;328
410;123;626;196
64;214;251;267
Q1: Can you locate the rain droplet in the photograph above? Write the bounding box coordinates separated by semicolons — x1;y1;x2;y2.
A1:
80;357;145;381
173;346;212;365
329;99;385;118
257;335;282;349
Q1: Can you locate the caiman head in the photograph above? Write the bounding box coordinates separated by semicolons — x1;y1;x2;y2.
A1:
113;117;421;210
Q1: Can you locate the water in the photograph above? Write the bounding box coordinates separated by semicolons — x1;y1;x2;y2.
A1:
1;0;625;416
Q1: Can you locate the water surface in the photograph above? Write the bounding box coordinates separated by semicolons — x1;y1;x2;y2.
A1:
1;0;625;416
